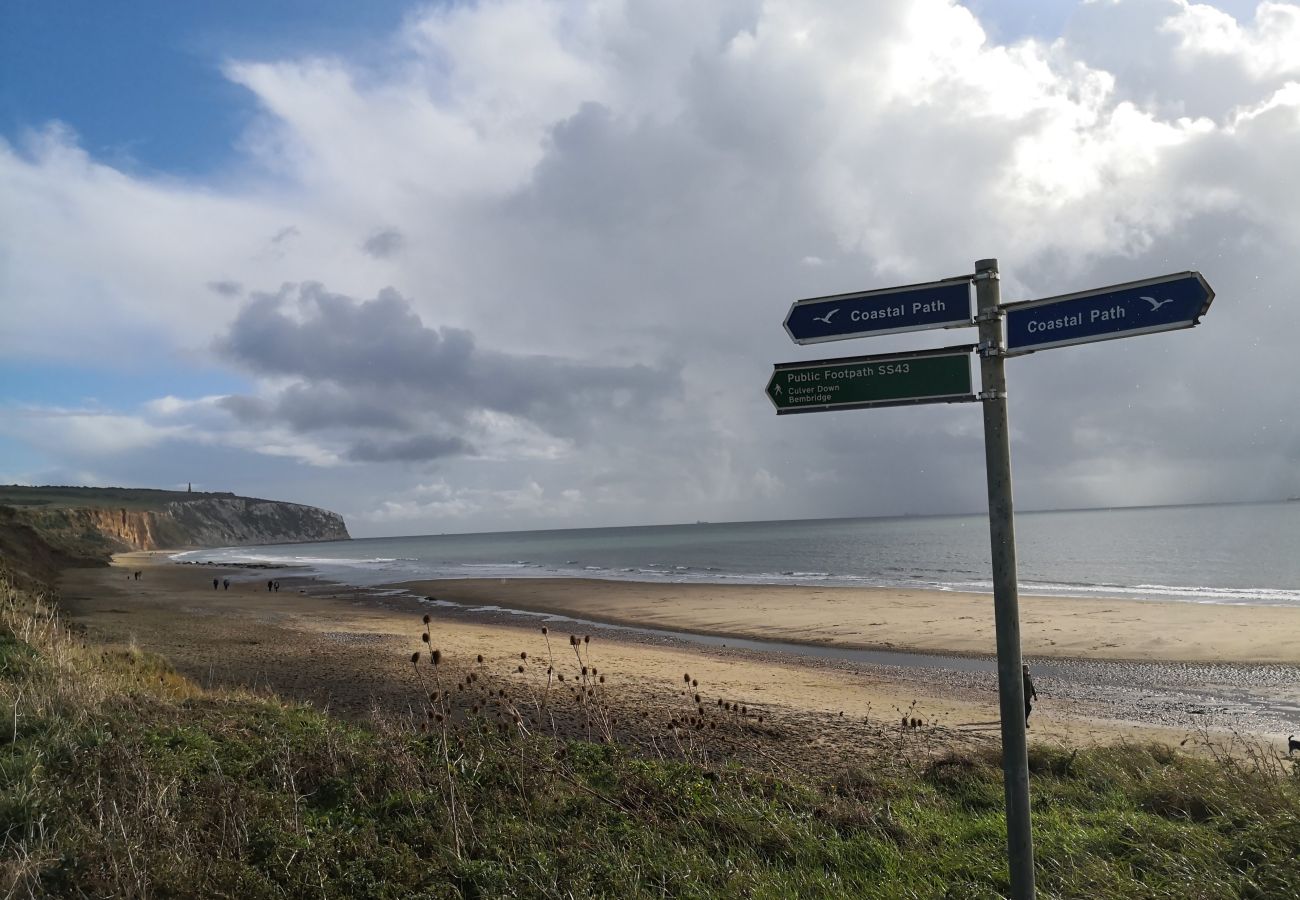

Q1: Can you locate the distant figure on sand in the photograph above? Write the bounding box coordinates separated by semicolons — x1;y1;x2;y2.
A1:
267;579;273;592
134;570;141;580
273;580;280;592
1023;664;1038;727
212;577;219;590
222;578;230;591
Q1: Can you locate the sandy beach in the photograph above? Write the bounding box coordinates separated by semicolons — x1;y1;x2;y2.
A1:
54;553;1300;772
397;577;1300;665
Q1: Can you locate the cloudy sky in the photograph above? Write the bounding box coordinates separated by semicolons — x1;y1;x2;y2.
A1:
2;0;1297;536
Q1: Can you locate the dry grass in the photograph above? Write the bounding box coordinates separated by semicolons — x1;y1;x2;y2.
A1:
3;564;1299;899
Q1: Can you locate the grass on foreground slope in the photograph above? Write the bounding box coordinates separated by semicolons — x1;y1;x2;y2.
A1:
2;569;1298;899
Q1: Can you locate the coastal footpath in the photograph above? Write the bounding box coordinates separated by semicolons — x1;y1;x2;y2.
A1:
0;485;348;572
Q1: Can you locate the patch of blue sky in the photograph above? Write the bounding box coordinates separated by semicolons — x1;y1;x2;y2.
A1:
959;0;1080;42
960;0;1257;45
1;0;421;177
0;361;250;410
0;436;49;482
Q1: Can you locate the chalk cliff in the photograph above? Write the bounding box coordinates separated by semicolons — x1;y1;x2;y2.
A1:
1;489;350;565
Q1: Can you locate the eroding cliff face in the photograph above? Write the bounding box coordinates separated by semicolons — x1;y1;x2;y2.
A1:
11;497;350;559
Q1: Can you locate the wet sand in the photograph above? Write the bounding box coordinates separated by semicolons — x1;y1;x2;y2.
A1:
52;553;1300;772
395;578;1300;665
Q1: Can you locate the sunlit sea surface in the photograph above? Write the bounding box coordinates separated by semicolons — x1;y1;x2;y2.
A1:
173;501;1300;607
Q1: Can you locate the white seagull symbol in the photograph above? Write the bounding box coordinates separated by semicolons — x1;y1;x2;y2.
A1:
1141;295;1173;312
813;308;840;325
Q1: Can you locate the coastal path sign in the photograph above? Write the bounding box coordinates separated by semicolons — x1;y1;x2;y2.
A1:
784;277;974;344
766;346;975;414
769;260;1215;900
1004;271;1214;356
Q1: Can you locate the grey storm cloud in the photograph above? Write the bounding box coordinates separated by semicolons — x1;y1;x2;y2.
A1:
347;434;475;462
213;283;680;462
218;383;413;432
207;280;243;297
362;228;405;259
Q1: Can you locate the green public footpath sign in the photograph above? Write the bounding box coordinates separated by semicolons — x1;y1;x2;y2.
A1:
766;345;977;414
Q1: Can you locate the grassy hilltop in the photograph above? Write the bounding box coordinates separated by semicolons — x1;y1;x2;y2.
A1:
2;561;1298;898
0;484;240;510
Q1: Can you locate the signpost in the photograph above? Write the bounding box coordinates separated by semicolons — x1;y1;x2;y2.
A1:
784;278;973;344
768;260;1214;900
1004;271;1214;356
766;346;975;414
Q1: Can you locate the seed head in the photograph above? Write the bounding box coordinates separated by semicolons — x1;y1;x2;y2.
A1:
422;614;431;624
410;652;420;664
432;649;442;665
541;626;548;635
599;675;605;684
683;673;691;684
520;651;527;660
421;633;430;643
476;654;484;664
517;665;524;673
691;679;698;688
583;635;590;644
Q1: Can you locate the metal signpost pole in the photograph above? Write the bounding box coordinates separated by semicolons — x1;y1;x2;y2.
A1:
974;257;1035;899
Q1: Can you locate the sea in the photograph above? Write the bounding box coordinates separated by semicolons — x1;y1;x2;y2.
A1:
173;500;1300;608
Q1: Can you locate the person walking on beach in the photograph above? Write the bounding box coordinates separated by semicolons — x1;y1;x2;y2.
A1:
212;577;219;590
1023;664;1038;727
267;579;273;592
222;578;230;591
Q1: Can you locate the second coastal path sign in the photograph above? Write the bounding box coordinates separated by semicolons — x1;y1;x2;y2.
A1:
765;345;976;414
784;278;974;345
1004;271;1214;356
